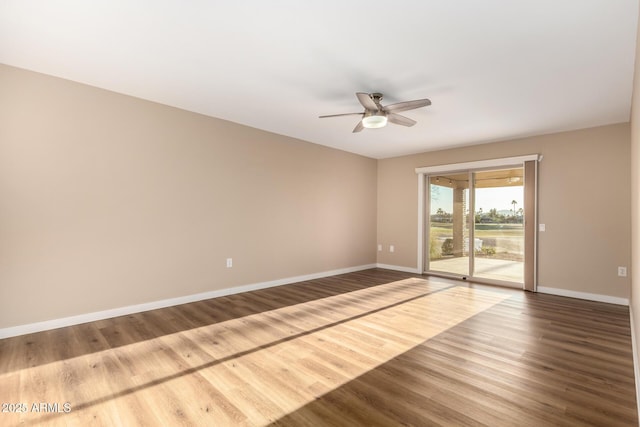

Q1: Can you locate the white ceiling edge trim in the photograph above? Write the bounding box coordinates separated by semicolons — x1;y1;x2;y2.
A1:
415;154;541;175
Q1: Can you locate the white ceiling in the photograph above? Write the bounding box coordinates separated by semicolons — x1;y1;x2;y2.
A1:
1;1;638;159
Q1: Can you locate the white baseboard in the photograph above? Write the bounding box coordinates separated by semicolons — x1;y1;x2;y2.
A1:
373;269;630;307
0;264;377;339
629;307;640;422
376;263;421;274
537;286;629;306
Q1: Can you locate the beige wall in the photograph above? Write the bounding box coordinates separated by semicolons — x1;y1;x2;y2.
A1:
0;65;377;328
377;123;631;299
630;3;640;390
1;62;633;331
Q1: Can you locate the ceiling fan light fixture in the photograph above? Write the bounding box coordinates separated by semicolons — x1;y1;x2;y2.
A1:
319;92;430;132
362;113;388;129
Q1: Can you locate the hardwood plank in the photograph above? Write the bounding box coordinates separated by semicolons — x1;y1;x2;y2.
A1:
0;269;636;426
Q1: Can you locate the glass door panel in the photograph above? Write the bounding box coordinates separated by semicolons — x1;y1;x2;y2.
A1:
472;168;524;283
428;173;470;277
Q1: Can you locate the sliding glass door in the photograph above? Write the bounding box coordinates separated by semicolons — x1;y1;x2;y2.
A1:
426;166;526;286
472;168;524;283
428;173;470;277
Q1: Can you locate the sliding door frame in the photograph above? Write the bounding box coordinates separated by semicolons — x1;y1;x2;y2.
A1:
416;154;539;289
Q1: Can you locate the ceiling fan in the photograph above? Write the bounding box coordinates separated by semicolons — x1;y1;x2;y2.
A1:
319;92;431;133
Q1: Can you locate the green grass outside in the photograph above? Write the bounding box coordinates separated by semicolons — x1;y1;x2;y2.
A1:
430;222;524;260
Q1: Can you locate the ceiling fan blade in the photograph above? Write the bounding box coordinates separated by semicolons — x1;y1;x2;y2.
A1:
388;113;417;127
319;112;363;118
356;92;378;111
384;98;431;113
352;120;365;133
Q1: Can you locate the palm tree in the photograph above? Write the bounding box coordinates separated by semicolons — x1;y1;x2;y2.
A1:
511;200;517;215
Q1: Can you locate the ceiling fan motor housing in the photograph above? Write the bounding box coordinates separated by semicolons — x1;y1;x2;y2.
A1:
370;93;383;103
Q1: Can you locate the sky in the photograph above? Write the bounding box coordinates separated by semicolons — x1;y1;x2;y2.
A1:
430;184;523;214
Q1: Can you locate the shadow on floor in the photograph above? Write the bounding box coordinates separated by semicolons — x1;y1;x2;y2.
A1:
0;269;424;374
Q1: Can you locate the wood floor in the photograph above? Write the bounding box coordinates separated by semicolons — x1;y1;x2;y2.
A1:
0;269;637;426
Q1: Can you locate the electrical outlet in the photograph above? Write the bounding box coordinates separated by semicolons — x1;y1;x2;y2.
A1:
226;258;233;268
389;245;395;253
539;224;546;232
377;244;382;251
618;266;627;277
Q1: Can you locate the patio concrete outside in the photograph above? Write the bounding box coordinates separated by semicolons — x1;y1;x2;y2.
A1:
429;257;523;283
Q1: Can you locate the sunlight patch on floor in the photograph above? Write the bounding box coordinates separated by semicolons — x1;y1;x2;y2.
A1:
2;279;511;426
